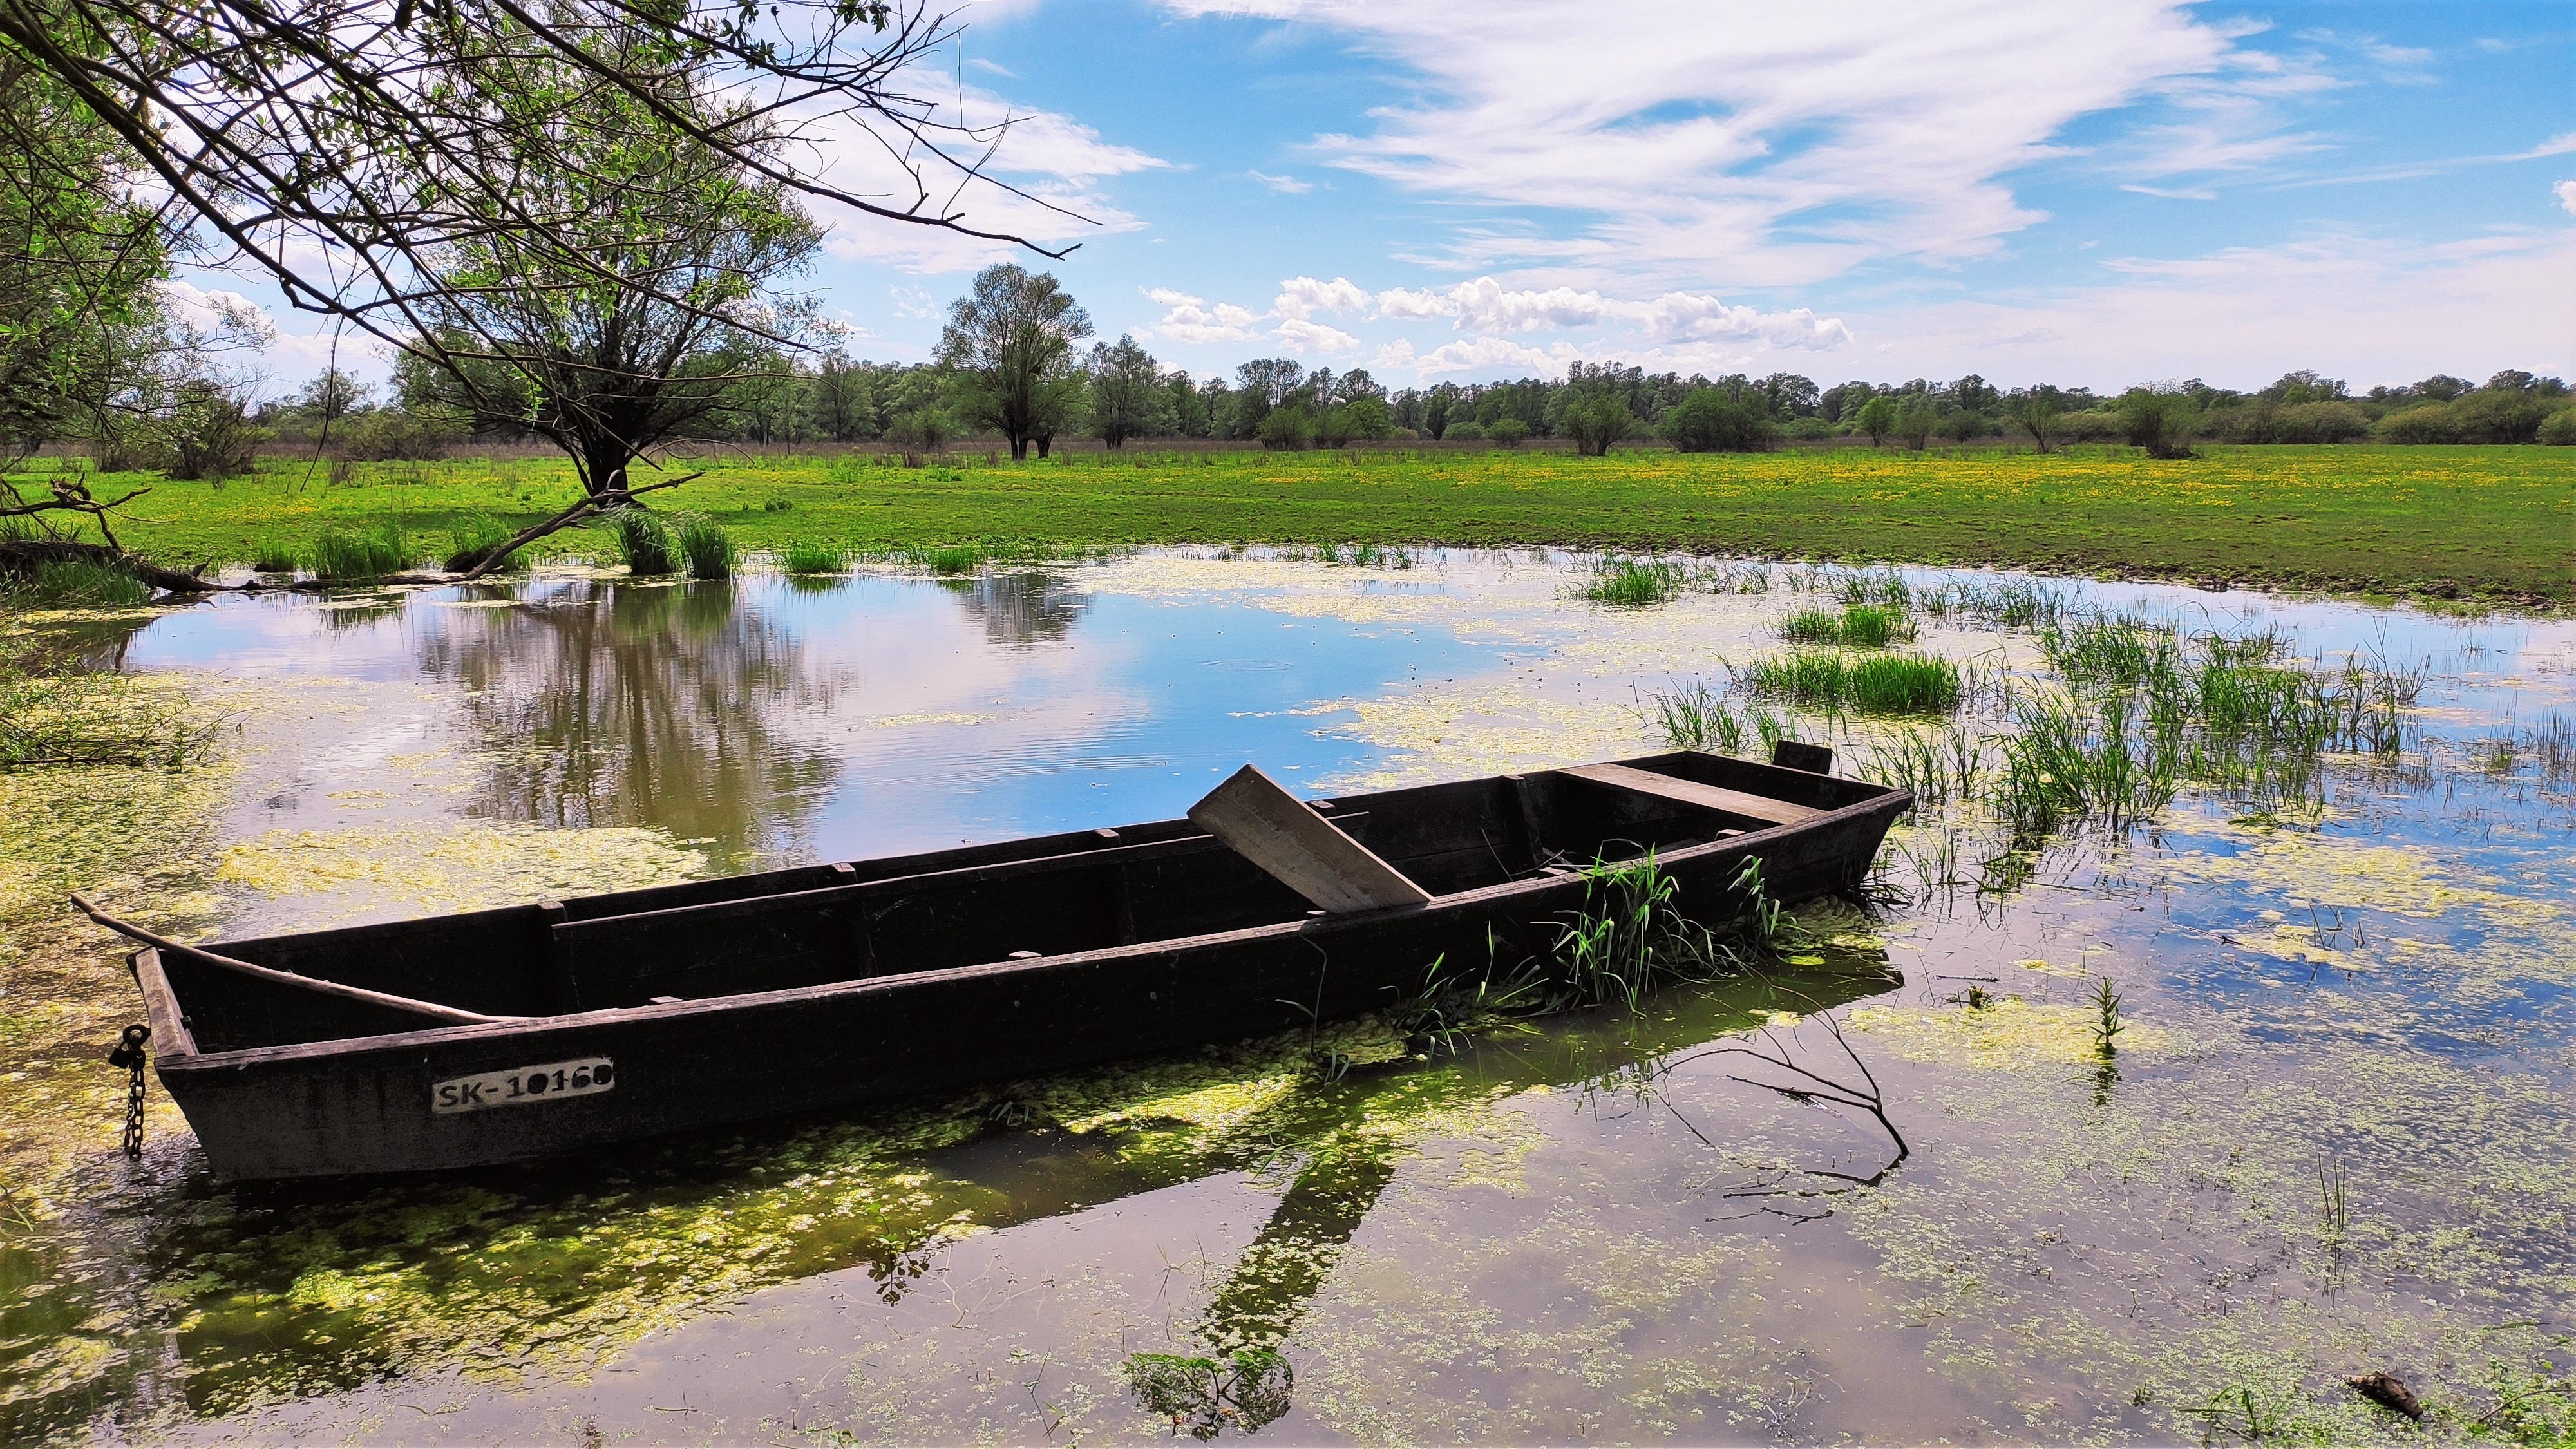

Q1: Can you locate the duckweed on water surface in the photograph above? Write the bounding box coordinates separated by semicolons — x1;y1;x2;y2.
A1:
1;554;2571;1444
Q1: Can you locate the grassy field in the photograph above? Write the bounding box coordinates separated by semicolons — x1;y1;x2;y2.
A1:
18;442;2572;605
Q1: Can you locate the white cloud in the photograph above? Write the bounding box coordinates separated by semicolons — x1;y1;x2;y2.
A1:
1144;292;1267;345
1846;230;2576;389
1276;317;1363;354
1248;169;1312;193
1406;336;1569;379
804;77;1170;272
1272;275;1370;319
2122;183;2220;200
1367;276;1851;350
2553;180;2576;215
1159;0;2262;287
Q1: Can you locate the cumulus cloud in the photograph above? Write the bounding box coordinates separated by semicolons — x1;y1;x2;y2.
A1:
1276;317;1363;354
1158;0;2268;287
2556;180;2576;215
1367;276;1852;350
1142;288;1267;345
1272;275;1370;320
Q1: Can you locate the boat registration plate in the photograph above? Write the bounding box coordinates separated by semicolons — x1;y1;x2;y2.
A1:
433;1057;614;1115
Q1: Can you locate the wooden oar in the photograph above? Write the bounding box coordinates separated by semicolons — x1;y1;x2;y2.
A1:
70;893;520;1027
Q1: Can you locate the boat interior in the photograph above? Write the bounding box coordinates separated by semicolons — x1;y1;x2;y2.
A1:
156;752;1893;1054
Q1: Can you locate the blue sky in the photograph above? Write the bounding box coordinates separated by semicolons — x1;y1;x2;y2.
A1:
232;0;2576;393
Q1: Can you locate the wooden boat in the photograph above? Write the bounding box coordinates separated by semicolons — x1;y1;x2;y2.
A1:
111;748;1908;1181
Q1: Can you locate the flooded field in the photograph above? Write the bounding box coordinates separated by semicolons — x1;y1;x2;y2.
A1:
3;550;2571;1444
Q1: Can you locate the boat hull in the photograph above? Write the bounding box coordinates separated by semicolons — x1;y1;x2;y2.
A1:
141;753;1907;1180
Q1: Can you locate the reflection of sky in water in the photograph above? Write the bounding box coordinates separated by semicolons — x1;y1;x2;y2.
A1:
24;553;2573;1446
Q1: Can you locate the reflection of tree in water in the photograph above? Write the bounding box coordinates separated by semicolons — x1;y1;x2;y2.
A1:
938;571;1088;651
415;580;844;860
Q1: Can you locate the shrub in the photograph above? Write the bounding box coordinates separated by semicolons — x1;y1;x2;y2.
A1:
1659;389;1778;453
1854;395;1897;446
2273;401;2371;444
1560;394;1633;457
2448;388;2552;444
2539;407;2576;446
2372;404;2459;445
608;509;676;575
2116;388;2199;459
1257;406;1316;451
885;408;952;463
779;538;847;574
1892;401;1937;450
1444;421;1485;442
1783;416;1835;440
156;380;269;480
1484;417;1530;449
675;514;735;580
309;524;412;580
335;410;457;462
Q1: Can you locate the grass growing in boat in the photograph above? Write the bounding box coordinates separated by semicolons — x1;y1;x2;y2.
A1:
1739;651;1963;715
675;515;735;580
1577;556;1689;607
779;538;848;574
1779;603;1913;648
608;509;677;576
307;524;412;581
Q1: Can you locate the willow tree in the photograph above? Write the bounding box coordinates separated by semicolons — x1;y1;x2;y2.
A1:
393;23;823;501
937;265;1090;461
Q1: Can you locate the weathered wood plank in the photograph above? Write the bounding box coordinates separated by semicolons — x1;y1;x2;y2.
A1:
1560;762;1823;827
1187;765;1432;913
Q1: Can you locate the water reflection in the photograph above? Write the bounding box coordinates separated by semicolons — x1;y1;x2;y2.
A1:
415;579;844;861
938;569;1090;650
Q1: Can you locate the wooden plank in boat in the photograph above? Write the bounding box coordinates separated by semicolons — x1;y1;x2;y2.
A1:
1559;762;1821;828
1188;766;1431;913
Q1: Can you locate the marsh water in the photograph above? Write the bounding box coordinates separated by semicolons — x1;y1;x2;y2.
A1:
3;551;2571;1444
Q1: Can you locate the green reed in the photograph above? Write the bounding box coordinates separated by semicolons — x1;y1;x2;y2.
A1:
778;538;848;574
675;514;736;580
1577;556;1690;607
607;510;676;576
1780;603;1913;649
1739;650;1964;715
308;524;412;581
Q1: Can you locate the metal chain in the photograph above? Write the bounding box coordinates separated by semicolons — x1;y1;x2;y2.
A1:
108;1024;149;1159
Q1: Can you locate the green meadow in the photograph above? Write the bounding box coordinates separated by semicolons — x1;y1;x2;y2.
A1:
32;441;2572;606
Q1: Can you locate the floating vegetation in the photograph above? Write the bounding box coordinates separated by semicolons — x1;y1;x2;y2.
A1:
308;523;412;581
1845;996;2175;1068
1779;603;1913;648
1738;650;1964;715
1576;555;1689;607
674;513;735;580
214;820;707;914
606;509;676;576
0;659;215;770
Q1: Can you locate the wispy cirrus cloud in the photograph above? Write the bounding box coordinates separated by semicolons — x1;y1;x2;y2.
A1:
1157;0;2263;287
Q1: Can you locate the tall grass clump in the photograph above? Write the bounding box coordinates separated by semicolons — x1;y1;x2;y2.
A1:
908;543;984;574
1640;679;1748;753
250;535;301;573
10;558;151;608
779;538;848;574
1780;603;1913;649
608;509;677;576
440;515;524;573
674;514;735;579
1739;651;1962;714
1994;616;2426;835
1577;556;1689;607
308;524;412;581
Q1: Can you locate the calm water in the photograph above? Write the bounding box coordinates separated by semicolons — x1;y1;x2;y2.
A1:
4;551;2572;1444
